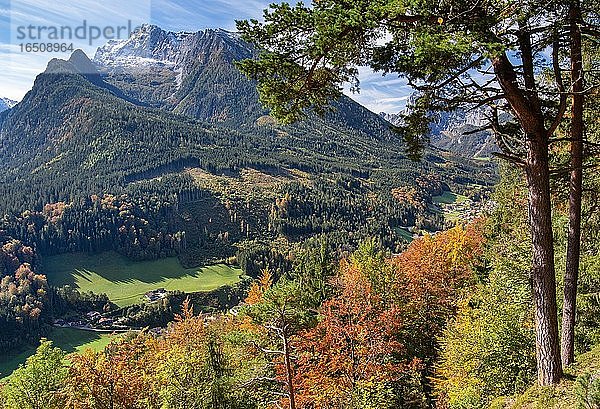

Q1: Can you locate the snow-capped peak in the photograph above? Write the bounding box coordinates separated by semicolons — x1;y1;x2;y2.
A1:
0;97;18;112
94;24;187;67
93;24;248;69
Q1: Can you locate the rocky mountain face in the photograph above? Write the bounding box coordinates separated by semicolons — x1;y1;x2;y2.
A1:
92;24;390;135
382;106;499;159
0;98;17;113
92;25;261;124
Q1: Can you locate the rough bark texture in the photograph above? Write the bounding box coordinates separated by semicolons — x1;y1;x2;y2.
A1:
492;39;563;384
526;132;563;385
562;0;584;367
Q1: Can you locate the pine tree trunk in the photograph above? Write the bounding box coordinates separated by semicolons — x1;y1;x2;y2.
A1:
283;330;296;409
562;0;584;367
526;131;563;385
492;47;564;386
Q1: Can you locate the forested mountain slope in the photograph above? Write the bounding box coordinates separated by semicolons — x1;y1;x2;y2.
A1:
0;24;496;269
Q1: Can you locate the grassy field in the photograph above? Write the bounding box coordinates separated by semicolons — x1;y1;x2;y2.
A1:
432;191;469;205
431;191;471;224
42;252;242;307
1;254;241;380
0;327;114;380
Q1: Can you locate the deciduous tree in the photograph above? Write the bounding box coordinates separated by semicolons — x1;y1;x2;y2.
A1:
1;339;67;409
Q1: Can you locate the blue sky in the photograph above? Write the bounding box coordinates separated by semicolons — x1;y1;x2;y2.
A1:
0;0;412;113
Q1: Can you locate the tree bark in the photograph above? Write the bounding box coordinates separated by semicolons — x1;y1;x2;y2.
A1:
562;0;584;367
526;131;563;385
282;328;297;409
492;47;563;385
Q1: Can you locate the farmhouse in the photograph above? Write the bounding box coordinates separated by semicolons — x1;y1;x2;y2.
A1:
145;288;168;302
86;311;101;321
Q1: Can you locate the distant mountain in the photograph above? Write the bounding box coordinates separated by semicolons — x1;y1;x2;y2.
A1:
93;24;389;137
0;25;497;267
382;105;499;159
0;97;17;112
92;25;262;124
0;25;496;209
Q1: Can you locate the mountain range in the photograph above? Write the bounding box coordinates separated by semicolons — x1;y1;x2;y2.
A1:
382;105;499;159
0;24;496;265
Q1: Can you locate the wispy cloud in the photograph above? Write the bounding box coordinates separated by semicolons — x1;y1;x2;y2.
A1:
344;67;412;113
2;0;151;98
151;0;270;31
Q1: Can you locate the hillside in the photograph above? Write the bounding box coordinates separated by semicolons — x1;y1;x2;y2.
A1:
0;25;496;266
499;345;600;409
0;25;498;364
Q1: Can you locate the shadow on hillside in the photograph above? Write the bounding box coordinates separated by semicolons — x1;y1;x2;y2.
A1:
42;194;241;287
65;258;228;286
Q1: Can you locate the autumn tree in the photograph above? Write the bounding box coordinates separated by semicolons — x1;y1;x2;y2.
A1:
435;268;536;408
293;253;421;409
154;300;259;409
64;335;160;409
155;302;227;409
243;272;310;409
289;224;484;408
236;0;600;385
1;339;67;409
436;184;535;407
390;223;483;403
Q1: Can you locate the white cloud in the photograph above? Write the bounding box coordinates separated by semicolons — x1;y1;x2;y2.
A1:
2;0;152;98
342;67;413;114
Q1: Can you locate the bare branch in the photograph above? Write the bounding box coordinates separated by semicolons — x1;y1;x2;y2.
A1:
547;32;568;138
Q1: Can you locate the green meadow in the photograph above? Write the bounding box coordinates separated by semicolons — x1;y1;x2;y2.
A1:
0;327;114;380
42;251;242;307
431;191;469;205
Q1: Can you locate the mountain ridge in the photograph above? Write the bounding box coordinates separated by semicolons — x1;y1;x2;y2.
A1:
0;24;496;270
0;97;17;113
381;106;499;159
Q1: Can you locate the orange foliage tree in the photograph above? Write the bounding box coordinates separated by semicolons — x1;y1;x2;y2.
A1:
293;258;416;408
64;335;160;409
392;222;484;360
291;222;485;408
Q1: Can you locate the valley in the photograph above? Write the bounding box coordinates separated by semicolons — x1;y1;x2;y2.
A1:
0;21;497;395
0;0;597;406
0;328;113;381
